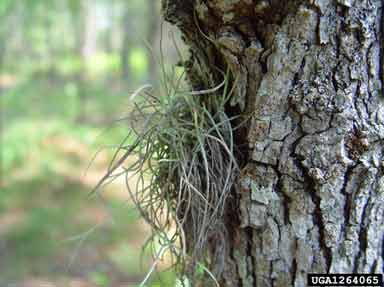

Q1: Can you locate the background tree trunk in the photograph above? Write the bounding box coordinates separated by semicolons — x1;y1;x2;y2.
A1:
121;5;132;81
73;0;96;123
147;0;159;84
162;0;384;286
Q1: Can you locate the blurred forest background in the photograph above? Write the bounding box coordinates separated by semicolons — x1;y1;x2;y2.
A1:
0;0;182;286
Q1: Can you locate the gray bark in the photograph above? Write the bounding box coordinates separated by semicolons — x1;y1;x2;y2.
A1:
162;0;384;286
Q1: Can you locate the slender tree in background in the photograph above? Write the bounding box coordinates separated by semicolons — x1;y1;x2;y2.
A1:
80;0;97;64
0;31;6;72
69;0;97;123
43;9;55;81
147;0;159;84
104;0;116;54
161;1;384;286
0;0;17;86
121;4;132;81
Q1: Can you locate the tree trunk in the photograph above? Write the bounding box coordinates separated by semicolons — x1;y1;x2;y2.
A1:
162;0;384;286
121;6;132;81
73;0;95;123
147;0;159;84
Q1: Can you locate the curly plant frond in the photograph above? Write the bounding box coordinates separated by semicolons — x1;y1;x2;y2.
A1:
95;66;242;284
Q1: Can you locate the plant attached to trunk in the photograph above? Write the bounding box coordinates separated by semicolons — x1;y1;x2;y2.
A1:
95;67;244;285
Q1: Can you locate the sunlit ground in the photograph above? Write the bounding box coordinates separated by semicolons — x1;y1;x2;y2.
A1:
0;1;185;284
1;78;176;286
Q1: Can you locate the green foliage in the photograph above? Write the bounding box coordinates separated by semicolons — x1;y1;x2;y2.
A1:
109;243;146;276
1;173;87;277
56;55;84;75
1;117;133;174
86;52;121;77
0;0;178;284
129;48;148;79
1;173;148;281
90;271;111;287
1;81;157;283
0;0;15;19
67;0;81;17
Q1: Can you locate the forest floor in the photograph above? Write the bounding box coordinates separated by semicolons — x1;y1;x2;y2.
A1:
1;84;175;286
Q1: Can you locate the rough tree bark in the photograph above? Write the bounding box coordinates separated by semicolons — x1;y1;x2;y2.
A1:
162;0;384;286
